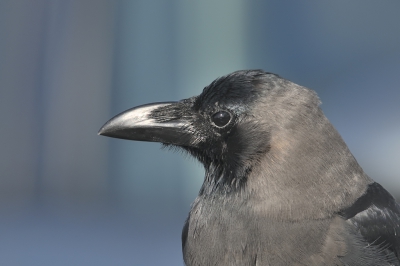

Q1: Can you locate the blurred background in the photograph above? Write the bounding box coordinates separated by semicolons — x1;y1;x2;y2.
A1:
1;0;399;265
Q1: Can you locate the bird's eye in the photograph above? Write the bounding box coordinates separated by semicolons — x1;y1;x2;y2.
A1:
211;111;231;127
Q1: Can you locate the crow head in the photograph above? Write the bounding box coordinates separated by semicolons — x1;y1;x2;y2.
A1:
99;70;369;212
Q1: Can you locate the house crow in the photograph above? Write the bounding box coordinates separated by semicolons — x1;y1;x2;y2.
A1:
99;70;400;265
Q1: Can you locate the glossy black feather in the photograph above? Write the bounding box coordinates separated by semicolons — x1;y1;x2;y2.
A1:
340;182;400;261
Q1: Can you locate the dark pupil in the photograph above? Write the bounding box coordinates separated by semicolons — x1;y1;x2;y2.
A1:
212;111;231;127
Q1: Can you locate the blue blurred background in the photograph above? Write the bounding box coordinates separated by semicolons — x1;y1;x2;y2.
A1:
1;1;399;265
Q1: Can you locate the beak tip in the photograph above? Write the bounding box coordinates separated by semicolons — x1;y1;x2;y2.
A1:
98;123;110;136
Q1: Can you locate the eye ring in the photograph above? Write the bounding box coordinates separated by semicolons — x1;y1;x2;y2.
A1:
211;111;231;128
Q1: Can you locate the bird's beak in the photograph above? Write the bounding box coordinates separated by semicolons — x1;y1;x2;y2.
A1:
98;102;194;146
